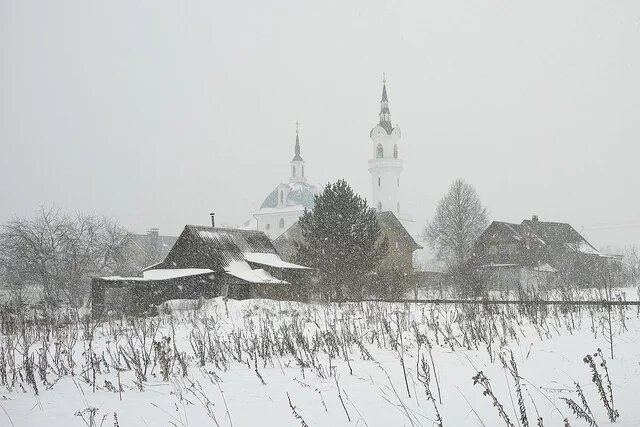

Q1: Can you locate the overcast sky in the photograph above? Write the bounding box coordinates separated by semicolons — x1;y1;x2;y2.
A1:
2;0;640;251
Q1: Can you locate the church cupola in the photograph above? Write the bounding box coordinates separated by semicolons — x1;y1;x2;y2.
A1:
289;121;307;183
368;74;403;214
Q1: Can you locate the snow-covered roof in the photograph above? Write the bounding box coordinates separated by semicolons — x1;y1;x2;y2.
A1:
565;241;601;256
244;252;312;270
97;276;150;282
223;259;289;284
225;268;289;285
478;263;520;268
238;217;258;231
142;269;214;280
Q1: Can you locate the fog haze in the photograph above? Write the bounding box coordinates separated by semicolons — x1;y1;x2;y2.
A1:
2;0;640;250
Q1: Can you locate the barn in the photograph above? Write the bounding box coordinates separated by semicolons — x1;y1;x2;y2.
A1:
91;225;312;318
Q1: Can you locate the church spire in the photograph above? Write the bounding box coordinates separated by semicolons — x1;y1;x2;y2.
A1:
290;121;306;183
379;73;392;134
292;121;303;161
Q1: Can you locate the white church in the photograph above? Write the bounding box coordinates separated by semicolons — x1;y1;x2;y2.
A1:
246;78;417;255
249;123;320;240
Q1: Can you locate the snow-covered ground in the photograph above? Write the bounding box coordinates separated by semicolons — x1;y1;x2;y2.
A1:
1;295;639;426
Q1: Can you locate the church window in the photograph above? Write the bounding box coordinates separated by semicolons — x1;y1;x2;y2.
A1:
292;166;296;177
279;218;285;228
397;202;400;212
377;201;382;211
302;166;304;177
397;177;399;187
378;177;381;187
393;144;398;158
395;241;399;249
265;223;271;230
279;190;284;205
376;144;383;158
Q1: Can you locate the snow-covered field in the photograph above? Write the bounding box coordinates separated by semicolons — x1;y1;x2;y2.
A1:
1;294;639;426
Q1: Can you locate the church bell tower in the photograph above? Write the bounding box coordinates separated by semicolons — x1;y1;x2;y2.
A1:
369;75;403;214
289;121;306;183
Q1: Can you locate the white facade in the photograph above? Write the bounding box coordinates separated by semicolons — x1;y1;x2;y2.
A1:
255;204;306;240
369;82;404;216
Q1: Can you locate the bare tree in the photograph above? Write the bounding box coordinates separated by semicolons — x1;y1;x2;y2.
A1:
425;179;488;294
623;245;639;287
0;206;125;308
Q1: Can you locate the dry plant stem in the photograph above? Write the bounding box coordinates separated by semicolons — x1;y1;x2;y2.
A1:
596;349;615;413
560;397;598;427
334;373;351;422
456;386;487;427
396;312;411;398
507;351;529;427
584;353;619;422
379;364;418;427
216;382;233;427
287;392;309;427
418;355;443;427
472;370;516;427
575;382;594;421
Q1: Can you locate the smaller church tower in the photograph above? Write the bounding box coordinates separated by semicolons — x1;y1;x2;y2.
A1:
289;121;306;183
369;75;403;214
252;121;318;240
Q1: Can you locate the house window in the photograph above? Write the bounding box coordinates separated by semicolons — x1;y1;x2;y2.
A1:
279;218;285;228
378;201;382;211
376;144;383;158
393;144;398;158
378;177;381;187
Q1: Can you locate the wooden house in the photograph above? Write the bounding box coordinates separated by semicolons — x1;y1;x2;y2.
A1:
470;216;617;289
91;225;312;318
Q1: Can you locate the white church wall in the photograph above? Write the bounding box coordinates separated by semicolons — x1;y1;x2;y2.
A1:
255;208;305;240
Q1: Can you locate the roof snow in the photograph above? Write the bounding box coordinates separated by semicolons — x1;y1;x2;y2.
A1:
223;259;291;284
565;241;601;256
238;217;258;230
225;268;289;284
98;276;150;282
243;252;312;270
478;263;520;268
143;269;214;280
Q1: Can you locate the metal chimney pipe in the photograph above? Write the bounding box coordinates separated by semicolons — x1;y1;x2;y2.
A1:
209;212;215;228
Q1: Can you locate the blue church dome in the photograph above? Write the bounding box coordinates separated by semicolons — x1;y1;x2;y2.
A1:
260;182;317;210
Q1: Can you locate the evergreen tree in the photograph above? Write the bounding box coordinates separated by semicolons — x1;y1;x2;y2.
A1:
294;180;388;301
